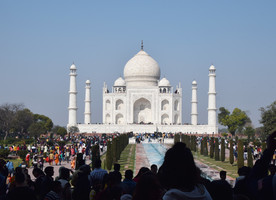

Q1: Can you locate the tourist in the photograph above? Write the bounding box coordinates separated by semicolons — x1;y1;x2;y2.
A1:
55;152;59;166
208;171;232;200
159;142;212;200
247;131;276;199
121;169;136;196
6;172;36;200
44;181;62;200
6;160;14;176
150;164;158;175
133;167;149;183
41;166;54;199
113;163;122;182
57;167;71;200
89;159;107;188
71;165;91;200
32;168;45;200
132;171;163;200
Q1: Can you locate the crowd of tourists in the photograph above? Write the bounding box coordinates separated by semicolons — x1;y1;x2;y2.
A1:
0;131;276;199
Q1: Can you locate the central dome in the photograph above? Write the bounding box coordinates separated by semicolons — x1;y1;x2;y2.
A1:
124;50;160;87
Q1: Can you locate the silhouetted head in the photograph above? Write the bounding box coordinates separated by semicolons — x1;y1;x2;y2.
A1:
133;171;162;200
237;166;251;177
151;164;158;174
44;166;54;177
125;170;133;180
94;159;102;169
158;142;200;190
32;168;44;178
114;163;120;171
220;170;227;180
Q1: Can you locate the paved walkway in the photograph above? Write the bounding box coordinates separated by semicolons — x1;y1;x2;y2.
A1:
135;143;150;175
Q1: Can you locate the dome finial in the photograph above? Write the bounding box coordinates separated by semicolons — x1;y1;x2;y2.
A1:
141;40;143;50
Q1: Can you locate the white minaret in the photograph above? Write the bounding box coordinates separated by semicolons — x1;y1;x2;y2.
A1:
208;65;217;126
191;80;198;125
68;63;78;126
84;80;91;124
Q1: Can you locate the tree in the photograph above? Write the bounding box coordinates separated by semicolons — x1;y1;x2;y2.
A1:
0;103;24;140
214;138;219;161
68;126;79;138
247;146;253;168
12;108;34;134
33;114;53;132
237;140;244;169
260;101;276;140
221;139;225;162
218;107;249;136
52;125;67;136
243;126;255;143
28;122;45;138
229;139;234;164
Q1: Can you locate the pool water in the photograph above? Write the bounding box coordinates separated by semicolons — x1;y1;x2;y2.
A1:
142;143;167;168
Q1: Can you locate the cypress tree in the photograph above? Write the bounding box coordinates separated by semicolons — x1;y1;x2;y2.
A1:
181;134;184;143
200;138;204;155
210;137;214;158
247;146;253;168
203;137;208;156
215;138;219;161
221;139;225;162
91;144;100;170
106;140;112;170
229;139;234;164
174;134;180;144
112;137;117;163
237;139;244;170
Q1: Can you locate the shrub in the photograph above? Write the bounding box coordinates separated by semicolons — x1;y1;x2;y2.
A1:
174;134;180;144
0;149;10;158
247;146;253;168
221;139;225;162
237;140;244;169
210;137;214;158
229;139;234;164
215;138;220;161
17;150;28;160
106;141;112;171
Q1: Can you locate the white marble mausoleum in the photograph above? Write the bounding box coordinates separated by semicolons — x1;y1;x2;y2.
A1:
67;44;218;134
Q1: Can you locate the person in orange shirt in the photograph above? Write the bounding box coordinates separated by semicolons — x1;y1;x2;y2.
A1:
71;156;76;169
54;153;59;165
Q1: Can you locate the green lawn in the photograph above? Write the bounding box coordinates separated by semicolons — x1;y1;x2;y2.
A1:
101;144;136;178
193;151;239;179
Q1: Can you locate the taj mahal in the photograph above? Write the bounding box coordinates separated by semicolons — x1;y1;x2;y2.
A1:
67;43;218;134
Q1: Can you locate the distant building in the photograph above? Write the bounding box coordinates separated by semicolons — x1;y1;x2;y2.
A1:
68;43;218;134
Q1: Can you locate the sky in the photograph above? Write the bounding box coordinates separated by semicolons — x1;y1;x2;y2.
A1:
0;1;275;128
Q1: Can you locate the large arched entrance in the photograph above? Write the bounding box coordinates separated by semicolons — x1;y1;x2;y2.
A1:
133;98;152;124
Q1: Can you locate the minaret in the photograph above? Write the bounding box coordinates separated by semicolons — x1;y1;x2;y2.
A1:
84;80;91;124
208;65;217;126
191;80;198;125
68;63;78;126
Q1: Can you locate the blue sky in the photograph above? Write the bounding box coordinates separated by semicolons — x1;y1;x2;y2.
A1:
0;1;275;128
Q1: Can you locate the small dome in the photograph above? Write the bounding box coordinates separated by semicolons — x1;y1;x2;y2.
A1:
86;80;90;84
114;77;126;86
70;63;76;69
192;80;197;85
124;50;160;87
209;65;216;70
159;77;171;87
